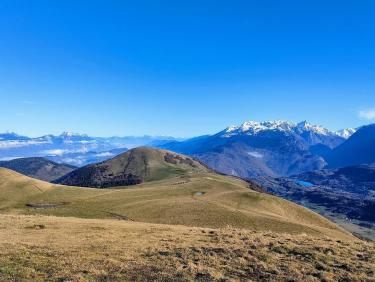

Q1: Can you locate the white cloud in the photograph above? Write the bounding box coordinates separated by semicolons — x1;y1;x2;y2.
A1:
0;140;50;149
359;109;375;120
94;152;114;158
247;151;263;158
41;149;67;156
21;100;36;105
40;147;90;156
0;157;24;161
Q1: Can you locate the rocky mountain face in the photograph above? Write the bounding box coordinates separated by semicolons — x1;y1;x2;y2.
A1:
54;147;209;188
162;120;353;178
0;157;76;182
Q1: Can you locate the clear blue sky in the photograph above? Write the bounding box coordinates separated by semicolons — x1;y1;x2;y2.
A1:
0;0;374;137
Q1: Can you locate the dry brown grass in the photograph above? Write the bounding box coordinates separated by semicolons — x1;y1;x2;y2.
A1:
0;168;353;241
0;214;373;282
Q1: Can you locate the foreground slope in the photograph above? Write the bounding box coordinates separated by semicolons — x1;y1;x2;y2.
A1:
55;147;209;188
0;168;54;210
0;167;352;240
0;157;75;182
0;214;373;282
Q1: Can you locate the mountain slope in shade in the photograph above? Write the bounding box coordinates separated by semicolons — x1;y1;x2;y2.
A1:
327;124;375;168
55;147;209;188
0;157;75;182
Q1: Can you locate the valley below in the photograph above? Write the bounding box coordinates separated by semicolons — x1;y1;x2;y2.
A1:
255;163;375;241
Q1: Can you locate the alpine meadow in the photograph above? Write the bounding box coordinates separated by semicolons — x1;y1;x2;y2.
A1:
1;1;375;281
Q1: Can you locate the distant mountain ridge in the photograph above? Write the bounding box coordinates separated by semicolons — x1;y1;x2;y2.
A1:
0;121;363;173
221;120;354;147
0;132;181;166
0;157;75;182
161;120;356;178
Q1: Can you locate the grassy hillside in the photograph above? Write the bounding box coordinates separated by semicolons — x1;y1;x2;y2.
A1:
0;168;54;210
55;147;209;188
0;214;373;282
0;168;352;240
0;157;75;182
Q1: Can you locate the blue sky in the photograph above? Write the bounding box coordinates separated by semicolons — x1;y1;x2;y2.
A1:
0;0;374;137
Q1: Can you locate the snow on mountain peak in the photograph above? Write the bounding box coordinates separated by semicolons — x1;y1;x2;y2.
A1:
240;121;267;132
335;128;357;139
262;120;295;131
225;120;296;134
296;121;331;136
60;132;89;138
225;125;239;133
222;120;342;138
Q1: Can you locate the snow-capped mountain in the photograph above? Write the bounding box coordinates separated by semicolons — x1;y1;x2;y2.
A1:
161;120;353;178
223;120;354;136
224;120;340;137
224;120;356;140
221;120;345;149
335;128;357;139
223;120;296;137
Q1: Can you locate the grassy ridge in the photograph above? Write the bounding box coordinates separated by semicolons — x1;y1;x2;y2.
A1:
55;147;209;187
0;168;352;240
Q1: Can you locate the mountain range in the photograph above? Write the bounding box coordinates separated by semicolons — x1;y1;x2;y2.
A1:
4;121;372;239
0;132;180;166
161;120;360;178
2;120;369;178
